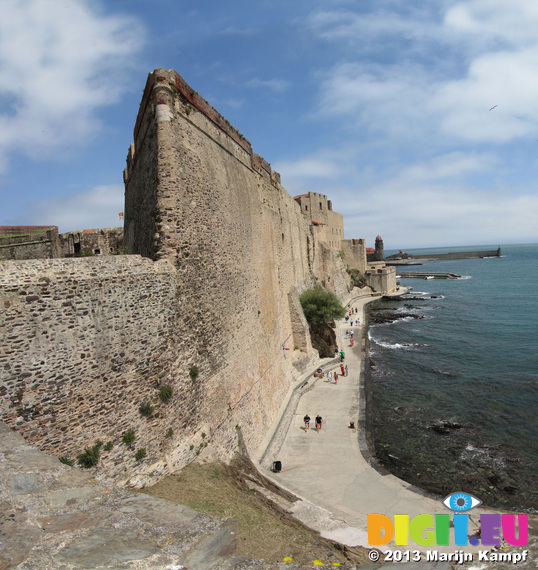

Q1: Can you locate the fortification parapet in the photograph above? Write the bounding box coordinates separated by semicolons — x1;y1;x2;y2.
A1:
0;226;61;260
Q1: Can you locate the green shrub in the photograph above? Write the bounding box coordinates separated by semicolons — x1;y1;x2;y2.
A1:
159;385;173;402
189;366;199;380
77;441;102;468
59;455;73;466
139;402;155;417
122;429;136;445
165;428;174;438
103;441;113;451
299;285;345;325
135;448;147;461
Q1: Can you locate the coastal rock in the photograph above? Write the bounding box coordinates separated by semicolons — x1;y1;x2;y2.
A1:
428;419;464;435
369;311;423;324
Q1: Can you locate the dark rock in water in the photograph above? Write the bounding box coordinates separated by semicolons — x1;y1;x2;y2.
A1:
309;323;337;358
428;420;464;435
369;312;423;324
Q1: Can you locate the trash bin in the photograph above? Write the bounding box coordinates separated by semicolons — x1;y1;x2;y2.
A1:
272;460;282;473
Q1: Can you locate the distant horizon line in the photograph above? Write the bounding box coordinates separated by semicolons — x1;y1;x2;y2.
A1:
383;242;538;252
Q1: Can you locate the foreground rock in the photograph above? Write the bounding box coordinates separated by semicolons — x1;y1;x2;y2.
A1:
0;422;257;569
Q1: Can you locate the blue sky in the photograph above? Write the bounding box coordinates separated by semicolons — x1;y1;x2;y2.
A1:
1;0;538;249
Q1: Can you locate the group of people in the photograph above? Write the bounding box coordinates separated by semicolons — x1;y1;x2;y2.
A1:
302;307;359;434
345;307;360;327
303;414;323;431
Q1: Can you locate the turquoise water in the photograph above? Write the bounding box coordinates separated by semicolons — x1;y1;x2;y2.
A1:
368;243;538;512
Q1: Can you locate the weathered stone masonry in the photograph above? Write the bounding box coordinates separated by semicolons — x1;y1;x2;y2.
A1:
0;257;183;477
0;68;370;486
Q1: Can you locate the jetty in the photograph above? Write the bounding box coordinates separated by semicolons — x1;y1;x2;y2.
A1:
385;246;501;265
397;271;461;279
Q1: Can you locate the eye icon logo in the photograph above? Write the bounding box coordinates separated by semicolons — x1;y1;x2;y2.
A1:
443;492;482;512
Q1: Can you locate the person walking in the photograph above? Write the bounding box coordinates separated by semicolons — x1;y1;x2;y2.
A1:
345;364;348;377
327;370;332;382
315;415;323;431
340;364;345;375
334;373;338;384
340;350;345;361
350;338;354;347
304;414;310;431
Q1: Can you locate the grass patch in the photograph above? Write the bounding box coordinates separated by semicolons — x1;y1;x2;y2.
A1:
141;460;362;565
122;429;135;445
139;402;155;417
77;441;102;468
189;365;199;380
159;385;173;402
135;448;146;461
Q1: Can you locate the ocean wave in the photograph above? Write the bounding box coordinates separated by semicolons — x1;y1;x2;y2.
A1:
372;339;425;350
457;275;472;280
403;292;446;300
460;444;506;468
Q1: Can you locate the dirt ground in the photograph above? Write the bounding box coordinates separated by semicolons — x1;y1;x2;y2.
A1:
141;458;370;566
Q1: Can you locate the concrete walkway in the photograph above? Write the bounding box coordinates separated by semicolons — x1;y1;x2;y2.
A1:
260;297;492;552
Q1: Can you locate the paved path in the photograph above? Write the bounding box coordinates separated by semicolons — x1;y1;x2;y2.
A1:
261;297;492;552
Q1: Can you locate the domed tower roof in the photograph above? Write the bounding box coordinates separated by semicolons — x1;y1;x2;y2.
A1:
376;235;383;241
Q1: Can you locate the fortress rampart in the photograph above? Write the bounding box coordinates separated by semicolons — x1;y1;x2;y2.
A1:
0;69;359;485
0;69;397;486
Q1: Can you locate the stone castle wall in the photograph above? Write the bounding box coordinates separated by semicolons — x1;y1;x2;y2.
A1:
0;69;350;486
342;238;368;274
122;68;333;482
0;256;194;481
0;226;61;260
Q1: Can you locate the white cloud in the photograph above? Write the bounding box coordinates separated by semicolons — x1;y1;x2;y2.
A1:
22;184;124;232
246;78;289;93
306;6;437;45
0;0;143;170
310;0;538;146
276;147;538;248
275;156;341;181
445;1;538;46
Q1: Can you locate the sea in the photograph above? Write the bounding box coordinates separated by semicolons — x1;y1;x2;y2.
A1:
367;243;538;513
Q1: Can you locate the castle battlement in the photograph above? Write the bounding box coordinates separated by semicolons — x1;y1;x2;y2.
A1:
125;69;283;192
